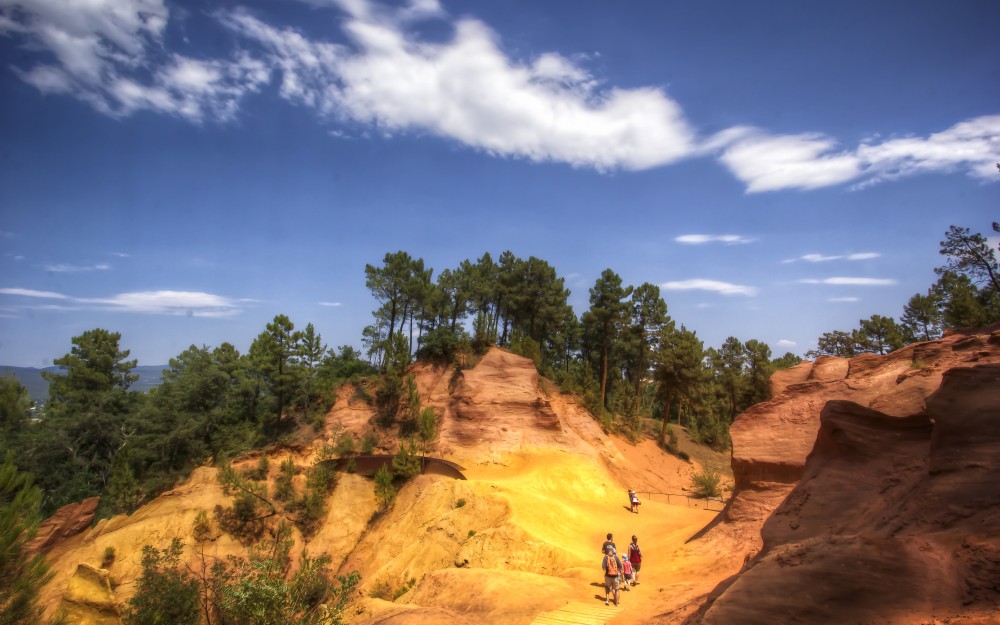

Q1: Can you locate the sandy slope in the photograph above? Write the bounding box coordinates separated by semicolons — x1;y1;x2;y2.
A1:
38;348;739;625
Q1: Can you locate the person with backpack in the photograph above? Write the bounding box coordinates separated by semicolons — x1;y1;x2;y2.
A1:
628;535;642;586
602;545;622;606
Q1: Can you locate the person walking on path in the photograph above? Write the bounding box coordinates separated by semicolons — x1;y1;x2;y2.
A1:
622;555;634;590
602;546;623;606
628;535;642;586
601;533;616;555
628;489;640;513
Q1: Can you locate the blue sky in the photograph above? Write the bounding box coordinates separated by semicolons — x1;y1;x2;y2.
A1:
0;0;998;367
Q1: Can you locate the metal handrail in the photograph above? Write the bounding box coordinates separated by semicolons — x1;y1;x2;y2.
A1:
632;490;727;512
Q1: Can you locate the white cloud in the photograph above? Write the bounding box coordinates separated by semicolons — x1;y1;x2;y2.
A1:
0;287;242;316
1;0;269;122
711;116;1000;192
660;279;758;296
3;0;997;185
0;288;69;299
828;296;860;302
675;234;755;245
711;127;862;193
318;301;343;307
788;252;881;263
221;6;697;171
800;277;897;286
44;262;111;272
80;290;241;317
776;339;796;347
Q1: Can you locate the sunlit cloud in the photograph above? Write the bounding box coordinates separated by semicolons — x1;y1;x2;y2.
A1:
776;339;796;347
675;234;755;245
318;301;343;307
828;296;860;302
661;279;758;296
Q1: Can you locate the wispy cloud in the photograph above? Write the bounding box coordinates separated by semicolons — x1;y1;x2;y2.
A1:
776;339;796;347
800;277;897;286
784;252;881;263
711;117;1000;192
318;301;343;307
0;287;243;317
675;234;755;245
111;252;130;258
0;288;70;299
828;296;860;302
661;279;758;296
44;263;111;273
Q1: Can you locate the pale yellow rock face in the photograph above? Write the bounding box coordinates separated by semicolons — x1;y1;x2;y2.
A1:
60;563;119;625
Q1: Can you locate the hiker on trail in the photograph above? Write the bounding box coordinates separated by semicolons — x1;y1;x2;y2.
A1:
622;555;634;590
601;533;616;555
628;535;642;586
628;489;640;513
602;545;622;607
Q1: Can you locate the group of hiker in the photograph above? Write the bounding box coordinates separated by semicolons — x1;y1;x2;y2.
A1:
600;533;642;607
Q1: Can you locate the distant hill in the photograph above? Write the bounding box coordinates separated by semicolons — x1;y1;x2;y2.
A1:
0;365;167;404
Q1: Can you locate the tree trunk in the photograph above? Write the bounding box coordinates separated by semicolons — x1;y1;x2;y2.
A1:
659;388;674;444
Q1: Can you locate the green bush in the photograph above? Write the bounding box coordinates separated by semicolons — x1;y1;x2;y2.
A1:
192;511;212;541
360;430;378;454
273;457;297;502
123;539;200;625
101;546;116;568
334;431;355;456
691;467;722;498
455;498;466;509
419;407;437;441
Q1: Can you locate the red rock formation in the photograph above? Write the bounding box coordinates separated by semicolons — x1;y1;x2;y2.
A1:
690;356;1000;624
724;324;1000;533
26;497;99;555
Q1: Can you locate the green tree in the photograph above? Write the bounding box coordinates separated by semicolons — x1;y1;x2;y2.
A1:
900;291;943;342
936;224;1000;292
655;325;705;442
709;337;746;423
0;376;31;457
626;283;669;416
297;323;327;422
857;315;904;355
583;270;633;410
742;339;772;407
933;271;993;329
249;315;303;430
34;328;138;510
807;330;859;358
0;453;52;625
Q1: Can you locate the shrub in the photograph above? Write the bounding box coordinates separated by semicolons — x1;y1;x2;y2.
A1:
455;498;466;509
419;407;437;442
392;438;422;480
123;539;200;625
101;546;116;568
192;511;212;541
368;579;392;600
334;431;355;456
393;578;416;600
374;464;396;509
273;457;297;502
246;454;270;481
467;530;476;539
691;467;722;498
360;430;378;454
